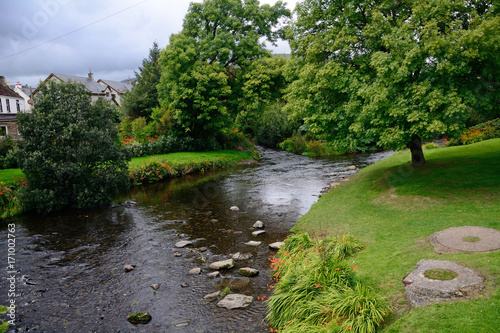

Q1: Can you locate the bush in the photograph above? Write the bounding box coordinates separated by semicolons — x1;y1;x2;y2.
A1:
446;118;500;146
17;80;130;213
0;136;22;169
253;101;297;147
266;233;389;333
278;132;308;155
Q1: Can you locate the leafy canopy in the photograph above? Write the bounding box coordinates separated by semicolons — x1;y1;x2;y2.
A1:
286;0;500;154
158;0;291;140
121;41;162;120
18;80;130;213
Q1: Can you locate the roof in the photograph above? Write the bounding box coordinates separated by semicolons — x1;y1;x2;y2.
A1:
98;79;133;94
0;84;22;99
49;73;106;94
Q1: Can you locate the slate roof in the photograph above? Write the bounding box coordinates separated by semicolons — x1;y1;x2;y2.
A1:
98;79;133;94
50;74;106;94
0;84;22;99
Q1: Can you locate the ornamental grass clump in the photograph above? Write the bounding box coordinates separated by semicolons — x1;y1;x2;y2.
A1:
267;233;390;333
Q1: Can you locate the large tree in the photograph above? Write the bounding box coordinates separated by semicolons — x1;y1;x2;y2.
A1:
286;0;500;165
121;41;162;120
18;80;130;213
158;0;290;140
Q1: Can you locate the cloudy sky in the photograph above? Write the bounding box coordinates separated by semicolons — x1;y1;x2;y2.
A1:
0;0;298;87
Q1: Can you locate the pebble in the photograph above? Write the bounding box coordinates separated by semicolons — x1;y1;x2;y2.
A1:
253;220;264;229
252;230;266;236
230;206;240;211
181;283;189;288
269;242;285;250
150;284;160;290
173;251;182;257
175;240;193;248
244;241;262;247
189;267;202;275
123;264;135;272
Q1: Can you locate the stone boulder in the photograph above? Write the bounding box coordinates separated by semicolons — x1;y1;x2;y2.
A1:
217;294;253;309
209;259;235;270
239;267;259;277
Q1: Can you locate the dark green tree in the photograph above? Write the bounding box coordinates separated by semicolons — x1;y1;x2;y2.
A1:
122;41;162;120
286;0;500;165
158;0;291;140
18;80;130;213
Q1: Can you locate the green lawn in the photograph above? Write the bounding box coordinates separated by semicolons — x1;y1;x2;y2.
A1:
293;139;500;332
0;168;25;184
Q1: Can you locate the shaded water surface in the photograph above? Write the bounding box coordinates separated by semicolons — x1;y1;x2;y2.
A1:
1;148;392;332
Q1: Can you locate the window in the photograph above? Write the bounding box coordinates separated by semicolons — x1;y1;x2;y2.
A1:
6;99;11;113
0;98;3;112
16;100;21;112
0;125;7;137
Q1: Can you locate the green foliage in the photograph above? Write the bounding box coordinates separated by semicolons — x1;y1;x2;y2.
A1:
0;180;24;218
17;80;130;213
0;305;10;333
266;233;389;333
423;142;440;150
121;42;162;120
158;0;291;143
278;132;308;155
286;0;500;159
446;118;500;146
0;136;22;169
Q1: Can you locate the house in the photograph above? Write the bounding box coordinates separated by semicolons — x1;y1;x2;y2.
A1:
0;76;25;139
11;82;36;111
33;71;133;107
34;71;107;103
97;78;133;106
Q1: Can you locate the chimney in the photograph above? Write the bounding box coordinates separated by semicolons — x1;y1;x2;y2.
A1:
15;81;22;89
88;69;94;80
0;76;5;86
127;77;131;84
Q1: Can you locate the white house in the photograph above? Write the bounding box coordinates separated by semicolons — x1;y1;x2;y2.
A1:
0;76;25;139
98;78;133;106
12;82;36;111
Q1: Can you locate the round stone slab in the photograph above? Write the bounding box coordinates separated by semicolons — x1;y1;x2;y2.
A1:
403;259;484;307
430;226;500;253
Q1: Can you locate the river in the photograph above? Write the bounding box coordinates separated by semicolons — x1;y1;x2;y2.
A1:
0;148;392;333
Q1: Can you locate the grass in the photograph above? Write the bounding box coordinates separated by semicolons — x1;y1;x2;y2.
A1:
0;168;24;184
292;138;500;332
423;269;458;280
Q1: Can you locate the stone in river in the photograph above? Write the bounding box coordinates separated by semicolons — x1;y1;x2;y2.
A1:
203;290;221;301
239;267;259;277
217;294;253;309
150;284;160;290
231;252;253;260
230;206;240;211
123;264;135;272
244;241;262;247
175;240;193;248
252;230;266;236
127;311;151;324
207;271;220;278
253;220;264;229
269;242;285;250
189;267;202;275
209;259;234;270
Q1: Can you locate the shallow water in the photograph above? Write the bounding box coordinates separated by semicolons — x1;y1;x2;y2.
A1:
0;148;392;332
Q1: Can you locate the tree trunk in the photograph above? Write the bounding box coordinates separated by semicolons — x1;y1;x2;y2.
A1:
407;135;426;166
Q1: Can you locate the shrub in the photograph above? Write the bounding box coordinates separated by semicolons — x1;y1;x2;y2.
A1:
0;136;22;169
266;233;389;333
278;132;307;155
17;80;130;213
446;118;500;146
423;142;440;150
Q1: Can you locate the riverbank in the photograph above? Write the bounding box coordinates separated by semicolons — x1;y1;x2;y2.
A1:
271;139;499;332
0;150;256;218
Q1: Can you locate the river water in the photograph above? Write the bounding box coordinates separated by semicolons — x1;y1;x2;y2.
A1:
0;148;392;333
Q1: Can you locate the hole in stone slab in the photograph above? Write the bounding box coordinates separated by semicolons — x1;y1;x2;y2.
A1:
462;236;480;243
424;269;458;281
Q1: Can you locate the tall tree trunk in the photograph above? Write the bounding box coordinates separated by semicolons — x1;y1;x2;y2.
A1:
407;135;426;166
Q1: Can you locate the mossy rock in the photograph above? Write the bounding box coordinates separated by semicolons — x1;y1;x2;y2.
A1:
127;311;152;325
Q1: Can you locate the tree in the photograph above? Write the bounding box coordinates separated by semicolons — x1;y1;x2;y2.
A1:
17;80;130;213
158;0;291;140
121;41;162;120
286;0;500;165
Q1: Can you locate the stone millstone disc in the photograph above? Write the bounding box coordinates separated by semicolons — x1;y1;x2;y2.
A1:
431;226;500;253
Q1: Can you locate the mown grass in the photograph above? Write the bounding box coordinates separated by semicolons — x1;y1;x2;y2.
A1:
292;139;500;332
0;168;24;184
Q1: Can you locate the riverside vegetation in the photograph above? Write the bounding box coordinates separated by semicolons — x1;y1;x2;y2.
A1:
267;139;499;332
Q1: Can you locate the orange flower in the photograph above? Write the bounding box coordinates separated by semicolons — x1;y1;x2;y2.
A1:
346;327;351;331
335;268;340;271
